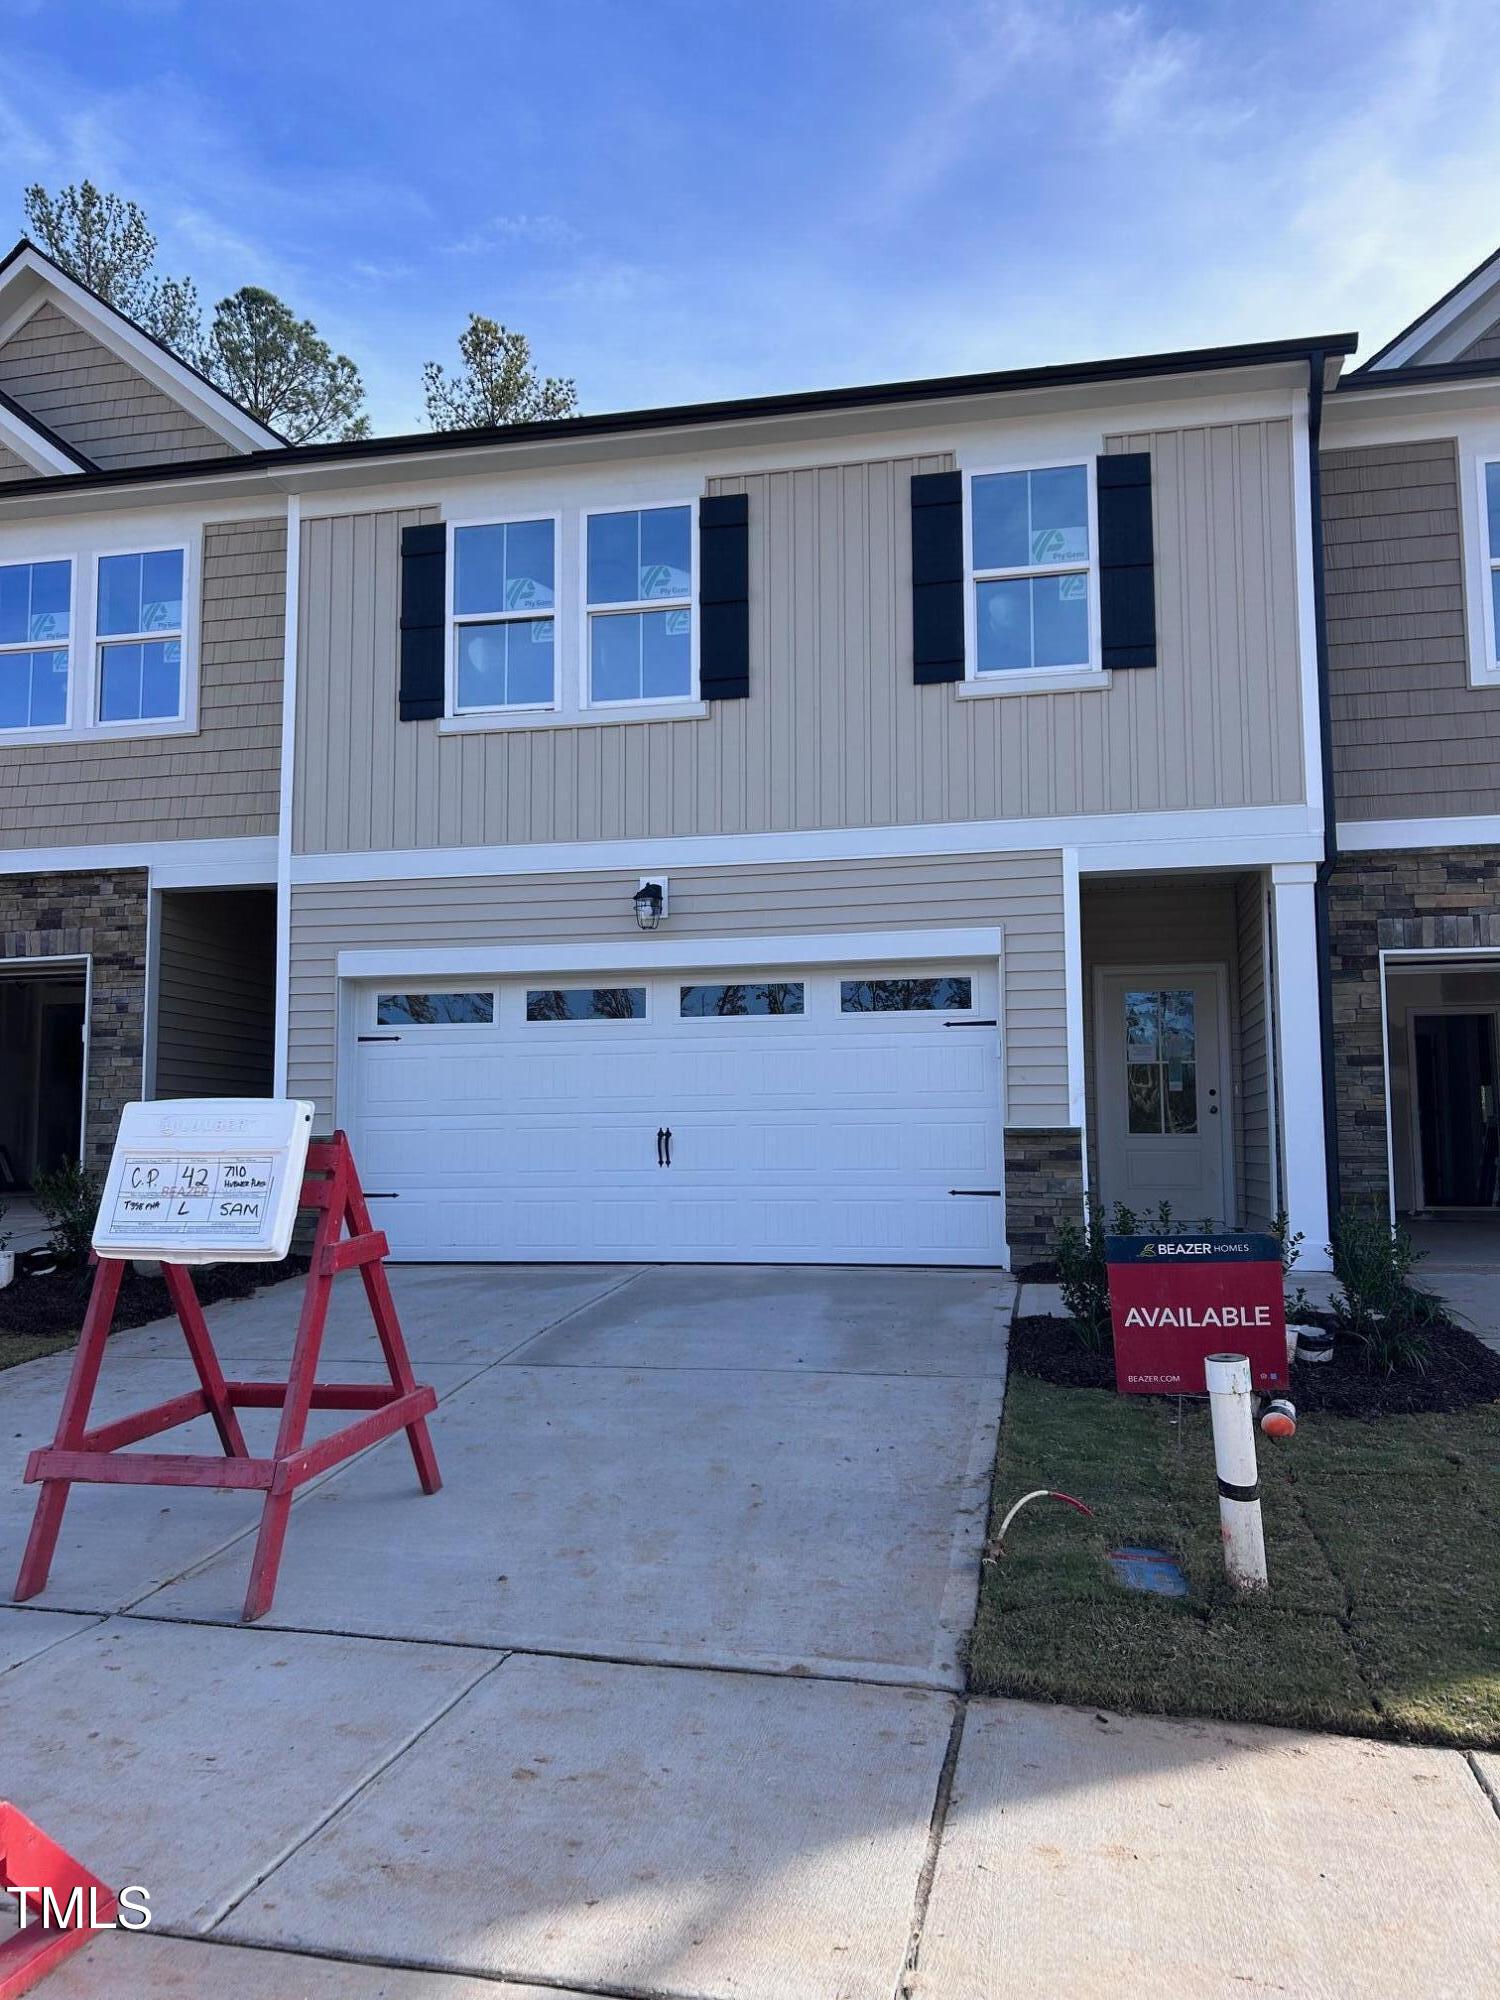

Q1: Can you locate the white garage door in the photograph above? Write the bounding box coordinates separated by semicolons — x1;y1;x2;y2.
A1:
346;962;1004;1266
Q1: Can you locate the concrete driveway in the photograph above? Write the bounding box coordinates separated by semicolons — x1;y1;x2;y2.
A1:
4;1261;1498;1999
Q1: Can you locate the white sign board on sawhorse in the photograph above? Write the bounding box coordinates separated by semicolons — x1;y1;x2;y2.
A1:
93;1099;315;1264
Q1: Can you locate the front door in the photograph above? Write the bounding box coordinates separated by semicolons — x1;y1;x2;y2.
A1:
1096;971;1230;1227
1412;1011;1500;1208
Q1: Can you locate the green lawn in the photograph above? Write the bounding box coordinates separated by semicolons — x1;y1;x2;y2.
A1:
0;1330;75;1373
971;1372;1500;1748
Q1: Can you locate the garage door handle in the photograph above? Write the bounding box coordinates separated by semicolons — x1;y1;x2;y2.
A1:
949;1188;1003;1196
656;1127;666;1167
664;1127;673;1167
944;1019;998;1028
358;1033;402;1043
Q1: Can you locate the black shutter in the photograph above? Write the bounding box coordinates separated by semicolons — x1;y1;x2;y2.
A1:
698;492;750;700
910;469;964;683
1096;454;1156;670
399;521;447;721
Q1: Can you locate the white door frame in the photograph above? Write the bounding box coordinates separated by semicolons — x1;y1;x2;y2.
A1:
0;952;92;1170
1092;961;1236;1224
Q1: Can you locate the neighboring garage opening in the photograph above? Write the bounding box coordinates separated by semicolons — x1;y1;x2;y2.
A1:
151;887;277;1100
1385;954;1500;1249
0;962;86;1189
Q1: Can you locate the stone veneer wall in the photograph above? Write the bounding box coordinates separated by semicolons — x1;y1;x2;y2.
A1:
1004;1127;1085;1265
1328;848;1500;1204
0;870;148;1170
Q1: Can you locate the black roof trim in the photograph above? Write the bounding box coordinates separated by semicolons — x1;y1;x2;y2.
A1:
0;236;289;447
0;327;1356;503
1354;242;1500;373
0;382;97;471
1335;354;1500;393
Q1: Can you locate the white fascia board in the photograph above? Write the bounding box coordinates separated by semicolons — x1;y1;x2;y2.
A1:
292;378;1305;520
1338;815;1500;852
0;399;85;476
1365;253;1500;371
292;805;1322;889
335;926;1004;982
0;250;281;452
0;835;277;886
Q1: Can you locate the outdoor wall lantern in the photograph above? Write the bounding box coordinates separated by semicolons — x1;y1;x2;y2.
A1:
633;878;668;930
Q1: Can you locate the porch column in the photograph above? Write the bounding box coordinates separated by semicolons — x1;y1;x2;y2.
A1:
1270;863;1332;1271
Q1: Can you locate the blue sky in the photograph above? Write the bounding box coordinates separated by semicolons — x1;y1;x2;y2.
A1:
1;0;1496;432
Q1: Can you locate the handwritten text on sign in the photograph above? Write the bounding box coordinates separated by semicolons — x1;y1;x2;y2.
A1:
94;1100;315;1264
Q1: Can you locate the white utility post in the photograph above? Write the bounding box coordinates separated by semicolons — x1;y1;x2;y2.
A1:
1270;862;1332;1270
1205;1352;1268;1591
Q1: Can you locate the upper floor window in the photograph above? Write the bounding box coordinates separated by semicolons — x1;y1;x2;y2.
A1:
969;464;1093;676
586;505;693;704
96;548;185;724
452;517;556;712
0;558;70;732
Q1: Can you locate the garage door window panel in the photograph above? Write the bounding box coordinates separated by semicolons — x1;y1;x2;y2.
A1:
376;991;496;1026
840;976;974;1013
679;982;806;1017
526;987;648;1021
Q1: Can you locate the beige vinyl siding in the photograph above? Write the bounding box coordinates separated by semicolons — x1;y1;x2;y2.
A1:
1321;437;1500;818
0;302;232;469
294;421;1306;856
0;516;285;847
1081;875;1256;1221
0;441;35;482
287;849;1067;1129
152;887;276;1096
1235;870;1275;1229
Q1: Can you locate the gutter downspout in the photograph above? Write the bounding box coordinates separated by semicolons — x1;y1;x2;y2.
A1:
1306;352;1343;1230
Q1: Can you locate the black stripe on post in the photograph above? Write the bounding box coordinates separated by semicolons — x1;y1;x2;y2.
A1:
399;521;447;721
1096;453;1156;670
698;492;750;701
910;469;964;684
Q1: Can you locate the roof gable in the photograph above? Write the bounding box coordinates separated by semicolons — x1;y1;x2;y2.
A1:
0;239;283;463
1359;244;1500;371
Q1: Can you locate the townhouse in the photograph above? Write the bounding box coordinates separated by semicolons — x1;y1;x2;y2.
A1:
14;231;1491;1272
1322;254;1500;1229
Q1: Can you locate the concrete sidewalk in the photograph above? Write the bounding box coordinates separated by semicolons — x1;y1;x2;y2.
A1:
1;1262;1496;1999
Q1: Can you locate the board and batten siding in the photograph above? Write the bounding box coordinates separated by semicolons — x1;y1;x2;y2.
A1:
1321;436;1500;819
0;516;286;848
287;849;1067;1129
294;422;1306;856
153;887;276;1097
0;301;232;469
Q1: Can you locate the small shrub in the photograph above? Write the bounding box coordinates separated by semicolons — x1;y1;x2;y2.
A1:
1271;1207;1312;1320
1054;1197;1187;1352
1330;1201;1443;1374
30;1159;103;1269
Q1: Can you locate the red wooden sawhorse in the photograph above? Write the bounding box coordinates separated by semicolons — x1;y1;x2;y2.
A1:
0;1800;118;1999
12;1131;440;1624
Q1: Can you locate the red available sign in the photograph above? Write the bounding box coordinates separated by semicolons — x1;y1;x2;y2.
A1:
1107;1234;1288;1394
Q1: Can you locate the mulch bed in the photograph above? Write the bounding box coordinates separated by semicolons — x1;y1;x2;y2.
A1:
0;1256;309;1345
1009;1311;1500;1417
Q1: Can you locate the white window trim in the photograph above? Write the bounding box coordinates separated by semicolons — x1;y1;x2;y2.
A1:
0;533;198;745
445;510;563;721
962;459;1107;694
90;541;193;735
0;552;76;739
436;500;706;733
1469;454;1500;688
580;499;699;715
